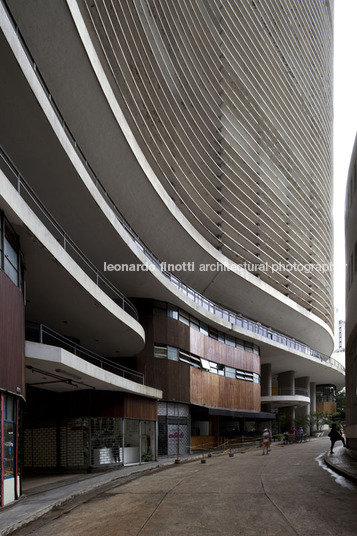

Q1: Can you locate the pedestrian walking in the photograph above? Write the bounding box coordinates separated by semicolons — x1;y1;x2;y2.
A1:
328;423;346;454
262;428;271;455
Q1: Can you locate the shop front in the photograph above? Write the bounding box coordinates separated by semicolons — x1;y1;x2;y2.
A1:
1;393;21;506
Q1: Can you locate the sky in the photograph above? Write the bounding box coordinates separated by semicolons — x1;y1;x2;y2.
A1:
333;0;357;320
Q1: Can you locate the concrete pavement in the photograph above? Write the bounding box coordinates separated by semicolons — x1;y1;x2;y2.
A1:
1;438;356;535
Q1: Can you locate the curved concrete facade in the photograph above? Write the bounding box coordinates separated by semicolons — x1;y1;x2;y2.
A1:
0;0;343;500
73;0;334;331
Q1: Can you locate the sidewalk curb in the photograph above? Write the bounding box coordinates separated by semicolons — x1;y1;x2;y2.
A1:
323;450;357;485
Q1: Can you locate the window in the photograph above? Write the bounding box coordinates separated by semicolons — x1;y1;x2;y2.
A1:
236;339;245;350
154;301;261;356
179;351;200;368
167;346;178;361
218;332;225;343
200;358;210;371
167;305;178;320
154;345;167;359
189;317;200;331
253;373;260;384
0;216;20;287
244;341;253;353
156;344;260;383
226;335;235;347
225;367;236;378
252;345;260;355
208;327;218;340
3;395;16;480
178;309;190;326
199;322;209;335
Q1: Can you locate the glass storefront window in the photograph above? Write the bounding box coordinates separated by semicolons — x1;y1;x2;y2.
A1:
3;422;15;479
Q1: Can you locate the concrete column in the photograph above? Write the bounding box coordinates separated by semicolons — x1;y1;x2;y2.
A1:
310;382;317;432
294;376;310;434
278;370;295;396
310;383;316;413
261;363;272;396
295;376;310;397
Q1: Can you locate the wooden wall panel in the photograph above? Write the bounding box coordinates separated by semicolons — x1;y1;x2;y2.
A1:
135;307;261;410
124;394;157;420
190;329;260;373
316;401;336;415
153;315;190;351
0;270;25;396
190;368;260;411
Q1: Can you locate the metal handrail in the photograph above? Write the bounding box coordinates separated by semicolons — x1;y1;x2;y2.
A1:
0;146;138;321
277;388;310;397
3;2;344;375
26;323;144;384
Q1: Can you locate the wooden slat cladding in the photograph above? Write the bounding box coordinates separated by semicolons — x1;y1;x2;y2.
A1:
149;312;261;410
190;329;260;373
153;315;190;352
316;401;336;415
0;270;25;396
124;393;157;420
190;368;260;411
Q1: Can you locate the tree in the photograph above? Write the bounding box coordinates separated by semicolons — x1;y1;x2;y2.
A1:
309;411;330;432
335;388;346;420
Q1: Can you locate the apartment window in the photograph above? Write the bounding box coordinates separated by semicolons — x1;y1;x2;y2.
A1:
154;345;167;359
225;367;236;378
236;339;245;350
199;322;209;335
208;327;218;340
253;373;260;384
178;309;190;326
218;332;225;343
167;304;178;320
252;345;260;356
154;301;261;356
244;341;254;353
0;214;21;288
167;346;178;361
189;316;200;331
179;350;200;368
225;335;236;347
4;226;19;286
156;344;260;384
200;358;210;371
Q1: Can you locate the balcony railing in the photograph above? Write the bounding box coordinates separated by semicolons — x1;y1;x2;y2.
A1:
3;1;345;376
277;387;310;397
0;146;138;321
26;323;144;385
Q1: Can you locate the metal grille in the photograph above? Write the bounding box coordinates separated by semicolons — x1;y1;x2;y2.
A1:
90;417;123;466
157;403;190;456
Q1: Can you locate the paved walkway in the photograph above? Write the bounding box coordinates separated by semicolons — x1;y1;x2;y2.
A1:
0;438;356;535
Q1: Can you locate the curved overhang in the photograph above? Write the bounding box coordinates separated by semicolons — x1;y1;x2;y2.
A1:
25;341;162;399
0;170;145;357
261;395;310;408
65;0;334;355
